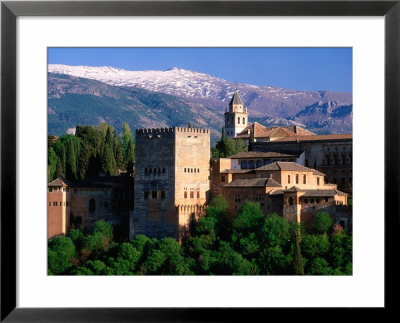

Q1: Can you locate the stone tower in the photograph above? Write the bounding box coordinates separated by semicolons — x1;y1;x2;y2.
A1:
224;91;248;138
130;127;210;240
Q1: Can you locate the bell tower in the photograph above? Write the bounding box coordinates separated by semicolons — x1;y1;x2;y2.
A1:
224;91;248;138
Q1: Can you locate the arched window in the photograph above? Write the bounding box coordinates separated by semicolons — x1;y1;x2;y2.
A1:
288;197;294;205
249;160;255;169
241;161;248;169
89;199;95;212
264;159;271;165
256;160;262;168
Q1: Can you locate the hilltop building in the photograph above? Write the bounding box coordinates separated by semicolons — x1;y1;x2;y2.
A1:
211;159;349;229
130;127;210;240
224;91;352;192
48;91;352;241
48;175;134;239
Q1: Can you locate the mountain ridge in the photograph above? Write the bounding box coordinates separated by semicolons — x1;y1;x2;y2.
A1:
48;64;353;137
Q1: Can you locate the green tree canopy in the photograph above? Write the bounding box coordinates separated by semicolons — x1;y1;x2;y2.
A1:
313;212;333;234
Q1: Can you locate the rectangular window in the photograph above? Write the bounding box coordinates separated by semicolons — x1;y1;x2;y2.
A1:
288;175;290;184
161;191;165;199
184;191;187;199
221;175;225;182
197;191;200;198
144;192;148;200
53;202;57;206
152;191;157;199
317;177;320;185
190;191;194;199
303;174;307;184
49;201;51;206
60;201;62;207
296;174;299;184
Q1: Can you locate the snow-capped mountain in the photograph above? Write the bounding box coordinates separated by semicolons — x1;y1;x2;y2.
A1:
48;64;353;134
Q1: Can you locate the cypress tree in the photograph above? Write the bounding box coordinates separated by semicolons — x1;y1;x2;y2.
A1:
215;127;227;157
248;127;255;151
293;229;304;275
221;126;226;142
124;138;135;168
105;127;114;152
102;144;117;176
77;142;91;179
114;140;124;170
55;158;64;179
122;122;131;154
66;138;77;181
60;144;66;177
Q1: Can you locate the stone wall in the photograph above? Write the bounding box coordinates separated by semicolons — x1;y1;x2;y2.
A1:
131;127;210;239
253;138;352;191
48;191;70;239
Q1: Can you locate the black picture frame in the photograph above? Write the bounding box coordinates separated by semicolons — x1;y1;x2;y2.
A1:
1;0;399;321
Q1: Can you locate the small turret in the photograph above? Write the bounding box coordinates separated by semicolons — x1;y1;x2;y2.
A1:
224;90;249;139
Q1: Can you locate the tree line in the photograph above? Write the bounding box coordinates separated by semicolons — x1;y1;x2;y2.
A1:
48;122;135;182
211;126;249;158
48;197;352;275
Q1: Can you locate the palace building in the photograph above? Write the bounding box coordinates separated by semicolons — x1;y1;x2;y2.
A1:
130;127;210;240
211;159;349;229
48;175;134;240
224;91;352;192
48;91;352;240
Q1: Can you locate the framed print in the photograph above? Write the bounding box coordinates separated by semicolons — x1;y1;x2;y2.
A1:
1;0;399;321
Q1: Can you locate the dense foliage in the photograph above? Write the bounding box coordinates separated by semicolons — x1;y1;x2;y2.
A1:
48;198;352;275
211;127;248;158
48;123;135;182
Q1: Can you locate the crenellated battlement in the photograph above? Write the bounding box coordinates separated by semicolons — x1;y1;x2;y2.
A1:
175;127;209;134
136;127;175;134
136;127;209;137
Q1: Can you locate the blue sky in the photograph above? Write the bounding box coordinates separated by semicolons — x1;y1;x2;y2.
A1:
48;47;352;93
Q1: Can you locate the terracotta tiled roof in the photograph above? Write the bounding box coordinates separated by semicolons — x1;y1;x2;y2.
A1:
256;161;326;176
286;186;304;192
282;126;316;136
270;133;352;142
72;175;133;188
220;169;256;174
235;123;316;140
301;189;347;197
229;151;300;159
224;177;282;188
48;178;73;187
